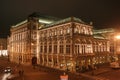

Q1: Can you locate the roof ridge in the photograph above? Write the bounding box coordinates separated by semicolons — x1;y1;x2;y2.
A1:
45;16;87;27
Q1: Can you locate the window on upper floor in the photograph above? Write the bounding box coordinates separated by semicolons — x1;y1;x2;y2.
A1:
88;28;92;35
49;31;52;37
74;27;78;33
55;30;57;35
83;27;87;34
60;29;63;35
86;44;93;53
66;45;70;54
49;45;52;53
54;45;57;54
67;28;70;34
40;46;43;53
60;45;63;53
44;46;47;53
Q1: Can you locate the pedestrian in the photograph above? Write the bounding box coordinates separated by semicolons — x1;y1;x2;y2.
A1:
19;70;22;76
14;66;18;73
60;72;68;80
21;69;24;76
19;68;24;76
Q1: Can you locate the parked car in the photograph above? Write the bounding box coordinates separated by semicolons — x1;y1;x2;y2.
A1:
4;67;12;73
110;62;120;69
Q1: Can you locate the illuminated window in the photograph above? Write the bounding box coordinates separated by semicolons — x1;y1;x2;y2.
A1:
60;30;63;34
67;28;70;33
47;31;49;37
74;27;78;33
79;29;81;33
49;32;51;37
86;44;92;53
55;30;57;35
86;29;89;35
81;28;84;34
82;45;85;54
83;27;87;34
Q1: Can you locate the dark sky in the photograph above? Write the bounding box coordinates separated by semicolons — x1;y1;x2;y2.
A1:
1;0;120;37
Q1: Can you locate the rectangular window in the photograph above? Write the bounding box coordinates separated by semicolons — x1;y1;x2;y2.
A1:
40;46;42;53
75;45;77;54
87;44;92;53
66;45;70;54
44;46;47;53
49;45;52;53
60;45;63;53
54;45;57;54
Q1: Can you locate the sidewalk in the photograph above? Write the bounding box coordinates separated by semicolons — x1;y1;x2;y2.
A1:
84;67;111;76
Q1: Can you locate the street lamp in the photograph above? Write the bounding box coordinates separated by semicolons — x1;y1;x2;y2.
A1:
115;35;120;39
114;34;120;61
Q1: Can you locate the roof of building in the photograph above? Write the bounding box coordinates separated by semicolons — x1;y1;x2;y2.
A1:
93;28;115;34
12;13;91;29
12;12;62;28
41;17;90;29
12;20;27;28
93;34;106;39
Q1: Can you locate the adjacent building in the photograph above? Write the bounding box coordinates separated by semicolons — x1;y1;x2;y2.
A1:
0;38;7;56
8;12;110;72
94;28;120;62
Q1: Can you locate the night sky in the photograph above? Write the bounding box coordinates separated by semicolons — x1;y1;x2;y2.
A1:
0;0;120;37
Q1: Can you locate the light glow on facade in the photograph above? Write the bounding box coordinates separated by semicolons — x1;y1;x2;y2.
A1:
115;35;120;39
0;50;7;56
39;19;53;24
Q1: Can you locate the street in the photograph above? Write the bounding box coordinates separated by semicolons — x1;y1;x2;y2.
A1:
97;69;120;80
1;57;120;80
0;57;60;80
0;57;86;80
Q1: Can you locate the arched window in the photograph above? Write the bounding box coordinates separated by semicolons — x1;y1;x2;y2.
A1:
86;40;92;53
85;28;89;35
74;27;78;33
83;27;87;34
81;27;84;34
55;30;57;35
66;40;71;54
67;27;70;34
54;41;57;54
49;42;52;54
60;29;63;35
88;28;93;35
59;40;63;54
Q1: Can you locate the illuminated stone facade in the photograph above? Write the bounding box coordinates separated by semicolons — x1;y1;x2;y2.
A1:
37;17;110;71
8;13;110;71
8;19;38;64
8;13;59;64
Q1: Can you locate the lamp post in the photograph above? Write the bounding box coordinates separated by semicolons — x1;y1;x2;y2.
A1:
114;34;120;62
